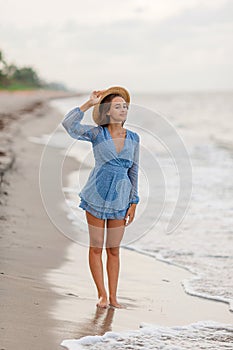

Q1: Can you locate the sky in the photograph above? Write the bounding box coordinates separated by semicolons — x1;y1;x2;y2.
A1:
0;0;232;93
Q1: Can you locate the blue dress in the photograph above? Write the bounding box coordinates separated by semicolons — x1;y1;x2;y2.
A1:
62;106;140;220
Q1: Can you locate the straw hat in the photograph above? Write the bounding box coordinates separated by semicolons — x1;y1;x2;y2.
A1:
92;86;130;125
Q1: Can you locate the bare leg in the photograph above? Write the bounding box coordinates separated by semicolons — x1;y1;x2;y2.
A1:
85;210;108;308
106;218;126;308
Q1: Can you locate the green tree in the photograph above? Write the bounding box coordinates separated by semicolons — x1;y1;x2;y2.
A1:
0;49;68;90
12;67;41;86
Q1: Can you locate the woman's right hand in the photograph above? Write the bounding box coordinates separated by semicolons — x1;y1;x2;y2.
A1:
89;90;106;106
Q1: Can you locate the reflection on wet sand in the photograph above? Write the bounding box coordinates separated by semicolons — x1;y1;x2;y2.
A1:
75;306;115;338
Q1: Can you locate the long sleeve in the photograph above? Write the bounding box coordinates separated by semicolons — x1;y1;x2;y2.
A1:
128;133;140;205
61;106;99;142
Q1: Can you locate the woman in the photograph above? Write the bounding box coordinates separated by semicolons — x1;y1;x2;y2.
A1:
62;86;140;309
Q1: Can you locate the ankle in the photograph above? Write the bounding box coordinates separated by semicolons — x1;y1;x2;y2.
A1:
98;292;108;299
109;295;117;301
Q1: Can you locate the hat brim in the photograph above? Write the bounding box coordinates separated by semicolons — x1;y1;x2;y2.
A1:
92;86;130;125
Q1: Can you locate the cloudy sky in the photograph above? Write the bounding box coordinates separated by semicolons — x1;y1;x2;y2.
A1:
0;0;232;93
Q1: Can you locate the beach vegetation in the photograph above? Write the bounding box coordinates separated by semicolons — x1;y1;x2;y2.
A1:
0;49;68;91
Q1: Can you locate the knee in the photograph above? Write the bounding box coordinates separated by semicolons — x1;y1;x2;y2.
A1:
89;246;103;255
106;246;120;257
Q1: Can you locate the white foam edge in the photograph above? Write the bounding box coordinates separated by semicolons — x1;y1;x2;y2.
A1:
60;319;233;349
122;245;233;312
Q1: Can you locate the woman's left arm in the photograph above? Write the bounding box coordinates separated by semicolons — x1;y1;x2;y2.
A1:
128;133;140;205
125;134;140;226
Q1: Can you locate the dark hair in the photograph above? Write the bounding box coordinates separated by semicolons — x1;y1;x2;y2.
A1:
99;93;128;127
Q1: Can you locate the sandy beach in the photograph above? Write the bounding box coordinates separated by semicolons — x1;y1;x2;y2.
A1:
0;91;232;350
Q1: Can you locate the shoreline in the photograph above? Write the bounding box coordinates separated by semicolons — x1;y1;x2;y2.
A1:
0;93;232;349
0;91;81;349
124;246;233;313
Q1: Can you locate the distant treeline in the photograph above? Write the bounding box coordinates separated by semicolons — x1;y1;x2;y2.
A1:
0;50;68;91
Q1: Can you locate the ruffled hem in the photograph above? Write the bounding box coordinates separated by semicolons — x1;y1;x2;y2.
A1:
79;198;129;220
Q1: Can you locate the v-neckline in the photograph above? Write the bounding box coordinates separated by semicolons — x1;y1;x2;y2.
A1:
105;126;128;155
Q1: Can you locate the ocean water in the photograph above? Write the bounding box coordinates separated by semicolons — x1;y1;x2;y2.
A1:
35;91;233;349
60;320;233;350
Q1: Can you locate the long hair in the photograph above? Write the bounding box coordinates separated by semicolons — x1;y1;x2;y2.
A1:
98;93;128;127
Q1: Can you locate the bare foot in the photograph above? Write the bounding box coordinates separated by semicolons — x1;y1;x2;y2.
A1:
109;298;124;309
96;295;109;308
